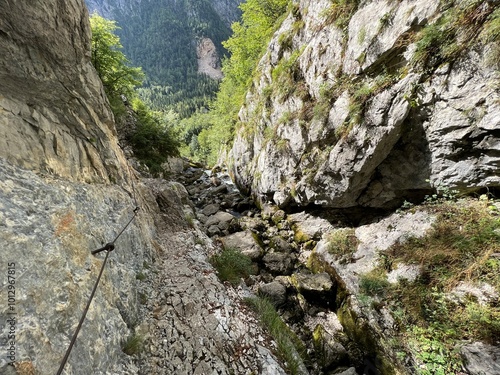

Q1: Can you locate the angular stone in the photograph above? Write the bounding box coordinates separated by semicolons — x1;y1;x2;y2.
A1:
461;342;500;375
220;230;264;260
202;203;220;216
269;236;294;253
262;252;296;275
291;272;336;307
288;211;334;242
205;211;235;227
258;281;287;307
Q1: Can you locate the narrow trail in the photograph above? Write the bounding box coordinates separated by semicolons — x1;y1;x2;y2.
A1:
137;178;287;375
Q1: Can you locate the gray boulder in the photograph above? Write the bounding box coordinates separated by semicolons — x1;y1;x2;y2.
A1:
262;252;296;275
220;230;264;260
258;281;288;307
461;342;500;375
291;272;336;307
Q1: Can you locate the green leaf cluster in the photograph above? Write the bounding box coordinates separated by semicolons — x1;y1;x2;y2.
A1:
129;98;180;175
90;13;144;98
90;13;179;174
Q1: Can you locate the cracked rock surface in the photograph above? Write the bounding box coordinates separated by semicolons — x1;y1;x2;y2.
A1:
139;194;286;375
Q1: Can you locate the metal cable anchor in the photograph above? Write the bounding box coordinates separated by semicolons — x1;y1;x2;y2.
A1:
91;242;115;255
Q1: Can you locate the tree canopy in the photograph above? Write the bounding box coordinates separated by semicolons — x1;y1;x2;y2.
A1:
180;0;290;165
89;13;179;175
89;13;144;98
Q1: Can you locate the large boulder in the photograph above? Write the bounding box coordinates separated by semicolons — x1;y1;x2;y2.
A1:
461;342;500;375
219;230;264;260
229;0;500;209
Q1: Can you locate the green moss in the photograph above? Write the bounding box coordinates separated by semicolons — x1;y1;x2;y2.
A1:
293;228;311;243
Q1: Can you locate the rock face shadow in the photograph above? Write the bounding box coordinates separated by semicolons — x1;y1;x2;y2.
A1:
357;105;434;210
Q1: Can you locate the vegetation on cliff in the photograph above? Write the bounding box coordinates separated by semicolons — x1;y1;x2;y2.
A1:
90;13;179;174
355;197;500;374
176;0;290;165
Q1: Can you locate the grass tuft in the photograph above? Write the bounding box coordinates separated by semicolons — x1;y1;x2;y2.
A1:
122;333;144;356
245;297;308;375
210;247;254;286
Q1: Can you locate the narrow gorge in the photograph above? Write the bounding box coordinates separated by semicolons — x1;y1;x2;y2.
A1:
0;0;499;375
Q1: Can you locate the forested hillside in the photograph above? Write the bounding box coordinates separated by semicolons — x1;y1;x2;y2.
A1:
85;0;242;116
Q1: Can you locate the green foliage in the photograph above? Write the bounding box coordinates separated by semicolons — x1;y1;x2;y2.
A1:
90;13;144;99
90;13;180;170
245;297;308;375
359;270;390;297
129;98;180;175
181;0;290;165
481;6;500;68
99;0;232;116
409;325;462;375
412;1;497;70
210;247;254;286
323;0;361;32
122;333;144;355
271;47;305;101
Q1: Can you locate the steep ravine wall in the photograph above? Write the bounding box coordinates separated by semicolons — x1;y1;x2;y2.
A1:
0;1;287;374
0;1;154;373
230;0;500;210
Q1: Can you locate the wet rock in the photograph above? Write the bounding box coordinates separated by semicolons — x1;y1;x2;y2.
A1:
220;230;264;260
258;281;287;307
461;342;500;375
262;252;296;276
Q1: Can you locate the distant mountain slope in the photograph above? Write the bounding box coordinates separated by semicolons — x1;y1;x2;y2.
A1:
85;0;243;115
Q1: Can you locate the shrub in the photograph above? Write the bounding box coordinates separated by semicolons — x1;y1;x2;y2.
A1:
129;98;180;175
326;228;359;264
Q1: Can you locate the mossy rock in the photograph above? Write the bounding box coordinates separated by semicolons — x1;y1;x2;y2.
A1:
293;228;311;243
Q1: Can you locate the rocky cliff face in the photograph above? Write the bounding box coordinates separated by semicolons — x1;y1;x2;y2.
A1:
230;0;500;210
0;0;127;183
0;1;151;373
0;1;286;374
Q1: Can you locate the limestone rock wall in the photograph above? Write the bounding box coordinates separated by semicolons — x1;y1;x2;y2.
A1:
0;1;287;374
0;0;129;184
230;0;500;209
0;1;152;373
